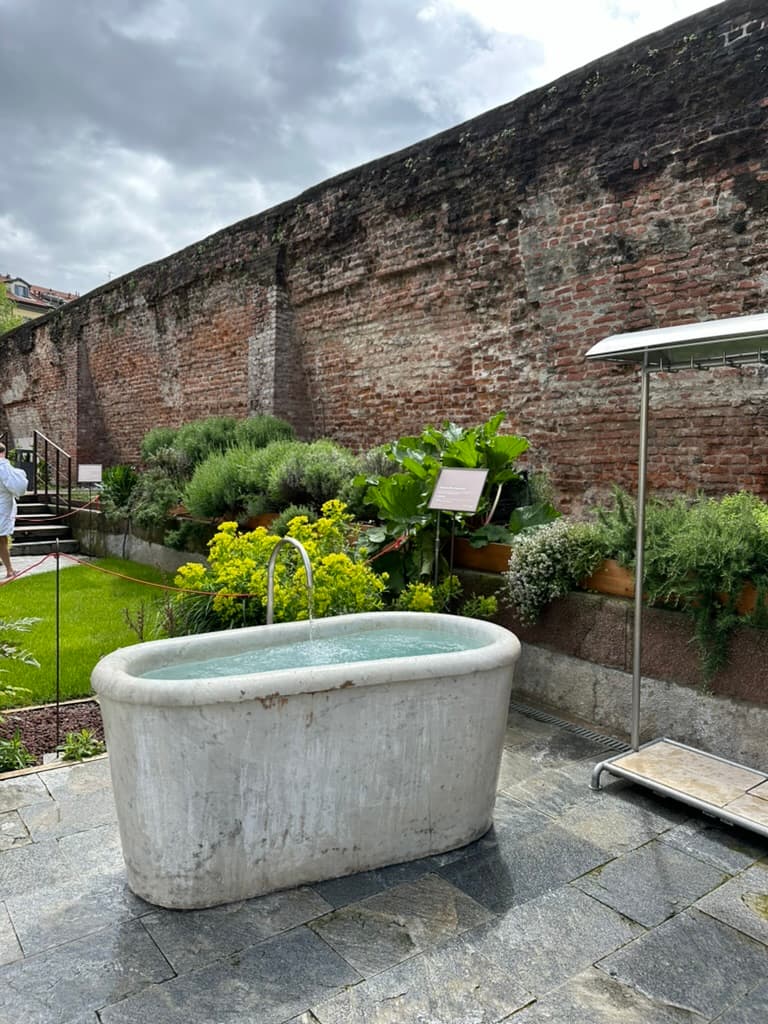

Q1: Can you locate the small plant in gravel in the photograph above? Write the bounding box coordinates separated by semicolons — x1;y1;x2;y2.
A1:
57;729;106;762
0;730;36;772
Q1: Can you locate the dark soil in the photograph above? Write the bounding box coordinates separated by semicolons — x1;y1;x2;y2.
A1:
0;700;104;764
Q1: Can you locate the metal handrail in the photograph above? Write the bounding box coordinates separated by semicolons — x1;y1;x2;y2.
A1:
32;430;72;510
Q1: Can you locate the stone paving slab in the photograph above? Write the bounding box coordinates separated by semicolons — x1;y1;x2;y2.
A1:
436;820;608;914
598;908;768;1020
556;781;690;858
309;872;492;977
0;773;51;814
459;884;644;998
141;886;333;974
0;919;174;1024
310;933;531;1023
310;852;440;909
5;877;148;956
714;979;768;1023
1;705;767;1024
508;966;699;1023
694;862;768;946
0;837;78;901
98;926;361;1024
658;818;767;874
19;786;117;841
574;838;729;927
40;757;112;798
0;901;22;966
57;821;126;884
0;809;30;851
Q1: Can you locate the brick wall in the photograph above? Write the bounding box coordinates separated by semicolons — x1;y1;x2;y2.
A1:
2;0;767;510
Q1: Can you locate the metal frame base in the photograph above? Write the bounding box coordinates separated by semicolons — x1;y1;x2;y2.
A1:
590;737;768;840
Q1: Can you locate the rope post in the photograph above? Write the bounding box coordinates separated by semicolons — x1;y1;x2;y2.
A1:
55;538;61;748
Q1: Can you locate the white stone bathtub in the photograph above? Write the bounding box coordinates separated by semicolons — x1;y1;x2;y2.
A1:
91;611;521;909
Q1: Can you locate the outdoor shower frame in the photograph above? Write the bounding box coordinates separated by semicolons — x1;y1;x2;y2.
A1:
585;312;768;839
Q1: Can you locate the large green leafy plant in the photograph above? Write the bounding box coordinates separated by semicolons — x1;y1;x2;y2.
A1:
357;412;530;592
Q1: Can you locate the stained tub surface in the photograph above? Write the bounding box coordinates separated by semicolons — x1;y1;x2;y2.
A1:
91;611;521;909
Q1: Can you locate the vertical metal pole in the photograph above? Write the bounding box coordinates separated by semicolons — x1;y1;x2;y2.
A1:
55;537;61;748
434;510;441;588
631;361;651;750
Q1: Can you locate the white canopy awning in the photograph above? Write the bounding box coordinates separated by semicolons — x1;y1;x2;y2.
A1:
585;312;768;370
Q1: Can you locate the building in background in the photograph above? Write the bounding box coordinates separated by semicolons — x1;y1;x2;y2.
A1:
1;275;78;320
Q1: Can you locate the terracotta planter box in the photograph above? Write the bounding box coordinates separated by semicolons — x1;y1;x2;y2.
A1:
582;560;764;614
244;513;278;530
453;538;512;573
582;559;635;598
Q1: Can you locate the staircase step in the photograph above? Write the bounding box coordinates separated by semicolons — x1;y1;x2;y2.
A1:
12;539;80;557
13;500;79;556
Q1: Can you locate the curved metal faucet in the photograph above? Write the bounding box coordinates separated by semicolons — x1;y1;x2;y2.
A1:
266;537;314;625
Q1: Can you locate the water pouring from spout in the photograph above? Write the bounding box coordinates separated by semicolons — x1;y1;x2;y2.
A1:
266;537;314;626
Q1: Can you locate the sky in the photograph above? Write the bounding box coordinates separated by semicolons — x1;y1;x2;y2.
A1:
0;0;719;298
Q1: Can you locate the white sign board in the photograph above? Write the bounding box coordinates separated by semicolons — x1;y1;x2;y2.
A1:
77;464;103;484
428;468;488;513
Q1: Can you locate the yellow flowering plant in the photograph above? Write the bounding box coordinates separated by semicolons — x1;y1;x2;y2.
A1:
172;501;387;633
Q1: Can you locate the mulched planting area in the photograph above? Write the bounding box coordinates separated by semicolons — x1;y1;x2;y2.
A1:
0;700;104;763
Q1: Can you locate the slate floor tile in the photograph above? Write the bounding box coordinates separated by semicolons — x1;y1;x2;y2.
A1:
0;901;22;966
309;872;492;977
599;908;768;1020
57;821;126;884
142;886;333;974
574;839;729;927
99;925;360;1024
437;822;609;914
5;877;148;956
508;966;701;1023
714;979;768;1023
505;710;563;748
41;758;112;798
0;838;76;901
658;819;767;874
695;862;768;946
558;784;687;857
0;919;174;1024
311;933;532;1024
19;786;117;841
460;885;643;997
486;791;553;837
309;854;437;909
0;773;51;813
515;726;612;770
498;766;594;819
0;809;30;851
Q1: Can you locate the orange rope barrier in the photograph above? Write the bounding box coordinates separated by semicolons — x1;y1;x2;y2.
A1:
18;494;102;524
53;552;259;600
0;553;52;585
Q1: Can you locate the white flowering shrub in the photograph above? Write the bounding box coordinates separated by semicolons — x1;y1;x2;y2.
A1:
501;520;605;624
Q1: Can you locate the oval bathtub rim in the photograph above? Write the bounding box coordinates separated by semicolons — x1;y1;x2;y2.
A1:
91;611;521;707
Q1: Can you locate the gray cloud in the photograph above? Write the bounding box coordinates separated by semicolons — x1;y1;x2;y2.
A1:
0;0;542;294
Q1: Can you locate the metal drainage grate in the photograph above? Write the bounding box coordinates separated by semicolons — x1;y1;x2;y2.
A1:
508;700;630;754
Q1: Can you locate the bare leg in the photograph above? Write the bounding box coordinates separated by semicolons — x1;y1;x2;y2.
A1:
0;535;14;577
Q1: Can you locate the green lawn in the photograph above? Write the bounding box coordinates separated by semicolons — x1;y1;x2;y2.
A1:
0;558;171;708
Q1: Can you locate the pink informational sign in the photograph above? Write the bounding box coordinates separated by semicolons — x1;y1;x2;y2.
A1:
428;468;488;513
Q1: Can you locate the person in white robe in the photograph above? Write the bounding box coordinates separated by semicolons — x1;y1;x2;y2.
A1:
0;442;29;578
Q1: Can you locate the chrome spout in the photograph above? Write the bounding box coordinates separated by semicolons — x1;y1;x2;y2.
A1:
266;537;314;625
